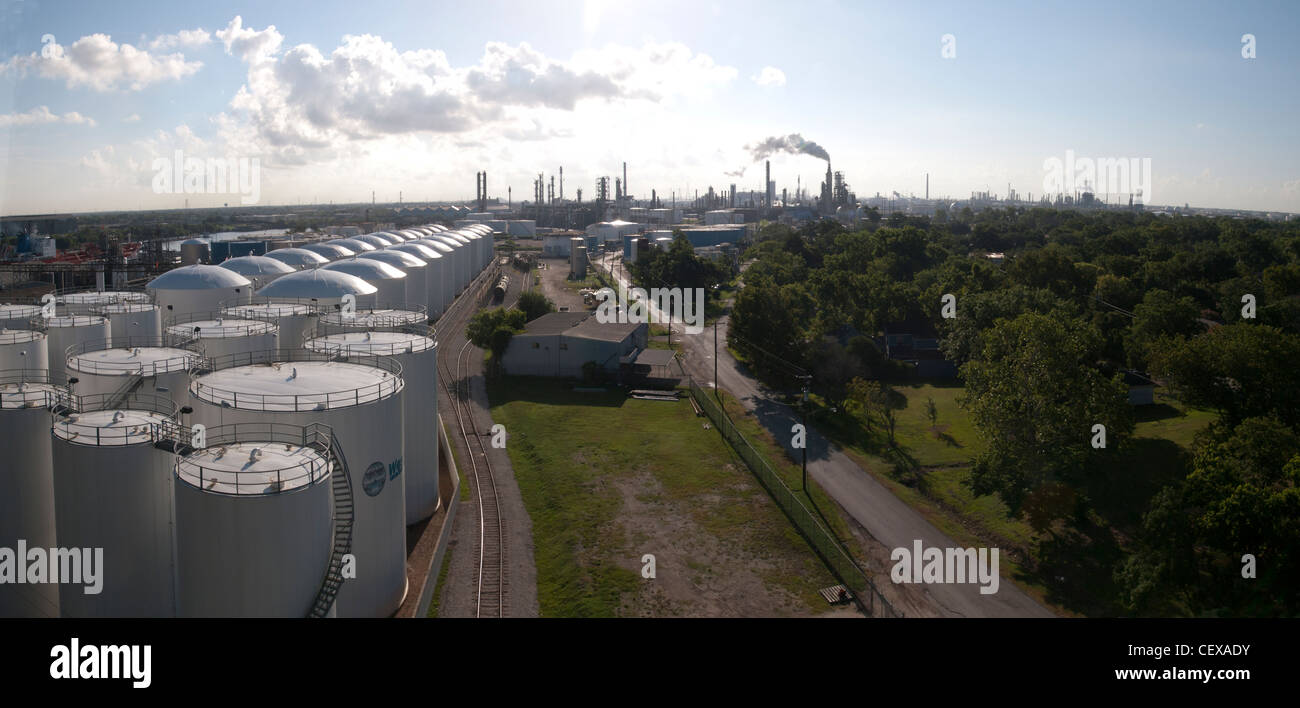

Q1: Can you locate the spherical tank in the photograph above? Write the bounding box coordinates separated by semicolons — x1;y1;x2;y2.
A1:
51;393;179;617
188;352;407;617
147;265;253;320
0;371;64;617
174;428;333;617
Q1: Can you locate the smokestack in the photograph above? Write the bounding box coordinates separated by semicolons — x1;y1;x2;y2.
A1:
765;160;771;207
559;166;564;202
623;162;627;199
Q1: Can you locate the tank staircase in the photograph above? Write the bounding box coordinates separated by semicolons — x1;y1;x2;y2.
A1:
102;370;144;409
307;425;354;618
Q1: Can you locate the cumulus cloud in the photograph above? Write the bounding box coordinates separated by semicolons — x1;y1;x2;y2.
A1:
466;42;622;110
149;28;213;51
752;66;786;87
0;105;96;127
216;15;283;63
123;113;141;123
0;33;203;91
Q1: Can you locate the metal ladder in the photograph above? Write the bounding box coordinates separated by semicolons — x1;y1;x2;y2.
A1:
103;370;144;409
307;429;354;618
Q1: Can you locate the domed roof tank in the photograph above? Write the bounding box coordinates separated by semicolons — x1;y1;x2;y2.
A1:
147;264;253;319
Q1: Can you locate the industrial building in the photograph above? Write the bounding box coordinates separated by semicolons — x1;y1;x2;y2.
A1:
499;311;648;379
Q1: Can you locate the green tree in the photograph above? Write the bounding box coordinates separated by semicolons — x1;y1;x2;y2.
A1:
727;281;806;389
516;290;555;322
1123;289;1201;370
925;396;938;429
466;307;528;363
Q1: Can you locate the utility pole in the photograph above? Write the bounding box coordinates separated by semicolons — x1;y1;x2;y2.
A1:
713;317;719;401
800;375;811;491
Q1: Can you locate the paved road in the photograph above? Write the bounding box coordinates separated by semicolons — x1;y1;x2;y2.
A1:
596;253;1055;618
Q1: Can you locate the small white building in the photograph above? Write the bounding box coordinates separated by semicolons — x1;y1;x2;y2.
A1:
501;312;648;378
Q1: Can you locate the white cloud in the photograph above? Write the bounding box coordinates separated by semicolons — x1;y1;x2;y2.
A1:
752;66;786;87
216;15;283;63
123;113;141;123
0;33;203;91
0;105;96;127
149;28;213;51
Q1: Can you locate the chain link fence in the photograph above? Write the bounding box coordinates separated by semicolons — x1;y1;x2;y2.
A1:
683;370;902;617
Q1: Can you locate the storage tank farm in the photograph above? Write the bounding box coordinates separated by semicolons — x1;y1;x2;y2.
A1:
353;233;397;248
173;422;337;617
263;247;330;270
59;290;150;315
165;312;278;361
217;255;296;290
42;314;111;380
0;370;64;617
357;249;429;324
222;300;319;351
96;302;163;341
300;242;356;262
428;234;469;295
65;335;203;412
316;304;428;337
321;258;410;307
187;349;407;618
146;264;253;320
0;327;49;372
51;392;180;617
306;327;439;524
1;303;42;330
327;238;376;254
388;240;447;318
413;235;456;313
255;268;380;313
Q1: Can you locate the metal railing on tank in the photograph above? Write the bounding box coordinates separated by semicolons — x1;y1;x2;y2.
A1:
64;335;204;376
304;330;436;357
0;368;72;410
316;301;429;330
172;421;334;497
218;295;322;320
163;310;278;338
188;348;403;412
54;391;178;447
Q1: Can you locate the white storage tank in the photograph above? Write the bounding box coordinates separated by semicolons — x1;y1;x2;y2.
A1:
256;269;379;314
147;265;253;320
222;301;317;351
0;328;49;372
321;259;409;308
328;238;376;253
188;350;407;618
45;315;111;380
174;424;334;617
97;302;163;341
427;235;468;295
1;303;42;330
59;290;150;315
218;255;296;289
300;242;356;261
317;306;428;336
306;331;439;523
358;250;428;321
354;233;396;248
51;392;179;617
180;238;209;265
415;237;456;311
263;247;330;270
388;242;446;317
65;336;202;411
165;313;278;362
0;370;64;617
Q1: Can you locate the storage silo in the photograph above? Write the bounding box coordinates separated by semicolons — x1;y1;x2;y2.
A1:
59;290;150;315
165;313;278;361
174;423;335;617
300;242;356;261
327;238;376;253
306;330;439;523
147;264;253;319
97;302;163;341
180;238;209;265
263;247;330;270
321;259;409;307
0;370;64;617
255;269;379;314
575;246;588;279
414;237;456;311
45;315;111;380
65;336;202;411
188;350;407;618
222;301;317;351
218;255;296;290
357;250;428;321
0;328;49;372
354;233;395;248
51;392;179;617
388;242;446;317
1;303;42;330
427;235;468;295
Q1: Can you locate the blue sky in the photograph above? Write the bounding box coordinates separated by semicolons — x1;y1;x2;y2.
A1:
1;0;1297;215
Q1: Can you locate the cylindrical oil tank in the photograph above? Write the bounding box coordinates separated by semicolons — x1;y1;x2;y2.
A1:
147;265;253;320
0;328;49;372
306;331;439;523
188;350;407;618
97;302;163;341
0;370;64;617
428;235;468;295
358;250;427;321
317;306;428;336
299;242;355;261
174;424;333;617
66;337;202;411
45;315;111;380
165;313;277;361
59;290;150;315
255;269;379;315
327;238;376;253
218;255;296;290
388;242;446;317
263;247;330;270
321;259;409;307
1;303;43;330
180;238;209;265
222;301;317;350
51;393;179;617
415;238;456;312
354;233;395;248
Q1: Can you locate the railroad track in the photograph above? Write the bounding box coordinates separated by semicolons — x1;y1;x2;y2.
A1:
434;262;521;618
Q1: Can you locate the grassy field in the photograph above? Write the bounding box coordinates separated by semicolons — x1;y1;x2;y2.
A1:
487;376;839;617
